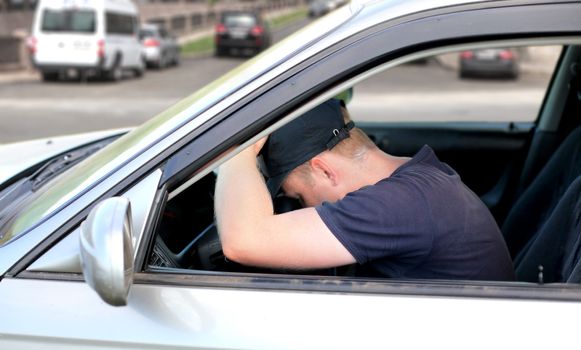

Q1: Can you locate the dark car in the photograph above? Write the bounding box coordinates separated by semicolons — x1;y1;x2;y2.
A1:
214;11;272;56
459;48;519;79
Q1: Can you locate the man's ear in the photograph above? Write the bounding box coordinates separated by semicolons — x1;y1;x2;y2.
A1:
309;156;338;186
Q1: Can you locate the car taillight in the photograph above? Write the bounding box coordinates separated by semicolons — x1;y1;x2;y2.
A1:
97;39;105;58
499;50;514;60
216;23;226;34
143;38;160;47
460;51;474;59
250;25;264;36
26;36;37;54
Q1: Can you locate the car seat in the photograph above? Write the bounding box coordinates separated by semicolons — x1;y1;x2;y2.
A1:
511;175;581;283
501;126;581;282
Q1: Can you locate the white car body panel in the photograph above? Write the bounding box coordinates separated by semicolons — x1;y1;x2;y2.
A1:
0;129;128;185
1;278;580;349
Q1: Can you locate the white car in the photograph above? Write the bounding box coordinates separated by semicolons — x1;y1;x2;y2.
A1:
2;0;581;348
139;23;180;69
29;0;144;81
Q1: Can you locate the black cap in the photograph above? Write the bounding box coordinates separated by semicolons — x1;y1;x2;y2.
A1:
261;99;354;196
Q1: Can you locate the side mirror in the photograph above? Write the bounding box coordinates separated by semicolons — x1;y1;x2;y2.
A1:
80;197;134;306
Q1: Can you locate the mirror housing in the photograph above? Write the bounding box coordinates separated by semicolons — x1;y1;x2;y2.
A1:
80;197;134;306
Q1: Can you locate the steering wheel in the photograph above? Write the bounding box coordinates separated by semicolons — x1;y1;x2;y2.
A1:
151;195;303;270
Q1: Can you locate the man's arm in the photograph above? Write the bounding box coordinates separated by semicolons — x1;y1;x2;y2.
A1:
215;142;355;270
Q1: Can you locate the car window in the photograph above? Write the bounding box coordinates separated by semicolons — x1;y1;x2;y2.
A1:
41;9;96;33
139;29;155;39
223;14;257;27
349;45;561;124
145;44;568;283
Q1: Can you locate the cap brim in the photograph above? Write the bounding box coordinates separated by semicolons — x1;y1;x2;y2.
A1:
266;170;291;198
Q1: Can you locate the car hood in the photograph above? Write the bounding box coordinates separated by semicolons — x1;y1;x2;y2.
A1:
0;129;130;186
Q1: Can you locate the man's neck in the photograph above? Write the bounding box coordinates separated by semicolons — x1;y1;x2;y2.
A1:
355;149;410;187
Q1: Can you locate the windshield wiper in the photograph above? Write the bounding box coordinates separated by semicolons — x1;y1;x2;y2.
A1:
29;143;104;191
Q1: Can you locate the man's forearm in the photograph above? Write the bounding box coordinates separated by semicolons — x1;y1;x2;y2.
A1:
215;149;274;259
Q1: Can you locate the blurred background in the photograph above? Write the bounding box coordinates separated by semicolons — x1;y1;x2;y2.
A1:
0;0;561;143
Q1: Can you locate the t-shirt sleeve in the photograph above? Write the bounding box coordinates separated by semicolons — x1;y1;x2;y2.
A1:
315;180;434;265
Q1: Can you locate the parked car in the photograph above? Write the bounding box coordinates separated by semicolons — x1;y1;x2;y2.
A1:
459;48;519;79
308;0;338;17
214;10;271;56
2;0;581;348
29;0;144;82
139;23;180;69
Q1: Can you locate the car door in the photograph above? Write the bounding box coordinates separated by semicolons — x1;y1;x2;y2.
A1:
2;1;581;349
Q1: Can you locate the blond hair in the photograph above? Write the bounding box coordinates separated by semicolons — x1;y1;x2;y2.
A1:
290;106;376;183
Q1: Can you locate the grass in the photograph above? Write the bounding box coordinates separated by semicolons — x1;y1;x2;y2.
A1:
181;35;215;56
180;6;308;56
269;7;308;29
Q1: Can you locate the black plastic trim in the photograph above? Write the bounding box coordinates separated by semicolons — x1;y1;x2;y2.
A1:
14;269;581;302
134;270;581;302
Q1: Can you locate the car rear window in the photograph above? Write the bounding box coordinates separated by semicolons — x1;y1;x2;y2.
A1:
41;9;96;33
139;29;156;39
223;14;257;27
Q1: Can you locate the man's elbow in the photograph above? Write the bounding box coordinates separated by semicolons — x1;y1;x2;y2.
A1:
221;239;243;263
220;232;254;265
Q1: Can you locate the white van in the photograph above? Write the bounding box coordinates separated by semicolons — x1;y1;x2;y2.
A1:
29;0;144;81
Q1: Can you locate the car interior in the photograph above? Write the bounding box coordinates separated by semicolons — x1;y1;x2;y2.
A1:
147;43;581;285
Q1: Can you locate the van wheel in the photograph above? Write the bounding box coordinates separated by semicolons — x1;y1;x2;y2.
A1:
107;56;123;81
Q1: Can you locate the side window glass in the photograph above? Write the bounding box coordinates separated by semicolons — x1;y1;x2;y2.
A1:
349;46;561;124
106;12;135;35
145;44;565;284
347;45;562;209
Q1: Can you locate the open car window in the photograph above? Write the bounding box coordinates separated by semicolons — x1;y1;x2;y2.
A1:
350;46;560;124
146;43;576;287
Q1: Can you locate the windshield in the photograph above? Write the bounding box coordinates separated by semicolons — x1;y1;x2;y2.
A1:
0;136;119;246
41;9;96;33
0;5;354;247
139;29;156;39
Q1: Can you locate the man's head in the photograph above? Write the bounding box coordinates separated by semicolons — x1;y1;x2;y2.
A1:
261;99;375;206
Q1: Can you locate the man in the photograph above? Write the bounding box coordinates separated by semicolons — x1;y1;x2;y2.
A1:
215;99;515;280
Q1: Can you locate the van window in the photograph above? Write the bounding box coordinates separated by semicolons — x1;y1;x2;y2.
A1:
41;9;96;33
106;13;137;35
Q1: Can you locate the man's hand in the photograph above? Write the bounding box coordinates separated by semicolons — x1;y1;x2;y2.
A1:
238;136;267;158
252;136;268;156
214;135;355;270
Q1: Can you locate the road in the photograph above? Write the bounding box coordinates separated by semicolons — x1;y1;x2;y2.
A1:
0;18;554;143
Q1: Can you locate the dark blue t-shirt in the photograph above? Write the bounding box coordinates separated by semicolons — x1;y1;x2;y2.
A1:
316;145;515;281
